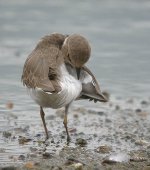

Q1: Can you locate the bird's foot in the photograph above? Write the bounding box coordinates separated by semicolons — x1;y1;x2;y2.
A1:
67;135;71;145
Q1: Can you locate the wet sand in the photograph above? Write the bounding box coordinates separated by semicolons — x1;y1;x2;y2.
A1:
0;95;150;170
1;0;150;169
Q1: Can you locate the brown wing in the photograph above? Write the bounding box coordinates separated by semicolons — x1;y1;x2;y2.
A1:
78;66;108;102
21;45;63;93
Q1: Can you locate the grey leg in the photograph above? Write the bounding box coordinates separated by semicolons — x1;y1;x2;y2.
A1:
40;106;49;139
63;104;71;142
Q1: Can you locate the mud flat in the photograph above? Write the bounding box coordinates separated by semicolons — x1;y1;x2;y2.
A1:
0;96;150;170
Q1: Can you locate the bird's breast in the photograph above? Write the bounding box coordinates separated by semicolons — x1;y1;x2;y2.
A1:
29;65;82;108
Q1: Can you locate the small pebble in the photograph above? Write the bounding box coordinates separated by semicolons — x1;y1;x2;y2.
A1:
97;111;105;116
51;138;55;143
87;110;97;114
69;128;77;133
60;135;65;139
65;157;77;166
28;153;37;158
18;154;25;160
141;100;148;105
105;118;112;123
18;136;32;144
109;102;113;107
74;163;83;170
46;114;55;120
93;134;97;137
65;160;74;166
126;98;134;104
102;159;117;165
0;148;5;153
65;157;84;166
135;108;142;112
3;131;12;138
115;105;120;110
76;138;87;146
42;152;52;159
130;156;147;162
73;113;79;118
96;145;112;154
24;162;35;169
6;102;14;109
29;147;37;152
35;133;41;137
136;111;149;117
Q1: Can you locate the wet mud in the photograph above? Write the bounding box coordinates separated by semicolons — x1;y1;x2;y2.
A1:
0;96;150;170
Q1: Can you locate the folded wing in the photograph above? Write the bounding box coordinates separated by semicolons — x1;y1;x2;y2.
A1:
21;44;63;93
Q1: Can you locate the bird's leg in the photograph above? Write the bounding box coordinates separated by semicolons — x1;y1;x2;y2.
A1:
63;104;71;142
40;106;49;139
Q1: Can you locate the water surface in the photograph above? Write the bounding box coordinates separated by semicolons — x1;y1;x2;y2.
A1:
0;0;150;166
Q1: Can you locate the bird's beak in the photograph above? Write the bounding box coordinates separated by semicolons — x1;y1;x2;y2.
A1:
76;68;81;80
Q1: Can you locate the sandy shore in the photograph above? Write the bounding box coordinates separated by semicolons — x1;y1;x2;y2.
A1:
0;96;150;170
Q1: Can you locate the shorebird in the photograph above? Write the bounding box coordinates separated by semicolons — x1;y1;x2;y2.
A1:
21;33;107;141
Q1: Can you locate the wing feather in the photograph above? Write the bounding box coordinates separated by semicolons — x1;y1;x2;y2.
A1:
78;66;107;102
82;66;101;93
22;45;63;93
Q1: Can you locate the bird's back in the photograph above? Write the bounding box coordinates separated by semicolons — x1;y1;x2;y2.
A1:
22;34;66;93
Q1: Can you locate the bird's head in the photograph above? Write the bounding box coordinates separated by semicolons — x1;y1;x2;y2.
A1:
62;34;91;79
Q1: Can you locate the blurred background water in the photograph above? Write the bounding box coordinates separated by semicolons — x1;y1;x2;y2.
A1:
0;0;150;104
0;0;150;165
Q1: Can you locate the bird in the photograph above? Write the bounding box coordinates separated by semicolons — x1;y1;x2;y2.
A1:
61;33;91;79
21;33;107;142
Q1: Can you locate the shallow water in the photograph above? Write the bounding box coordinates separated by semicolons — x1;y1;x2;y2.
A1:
0;0;150;166
1;0;150;97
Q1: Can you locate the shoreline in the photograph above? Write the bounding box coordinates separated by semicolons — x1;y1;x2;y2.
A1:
0;96;150;170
